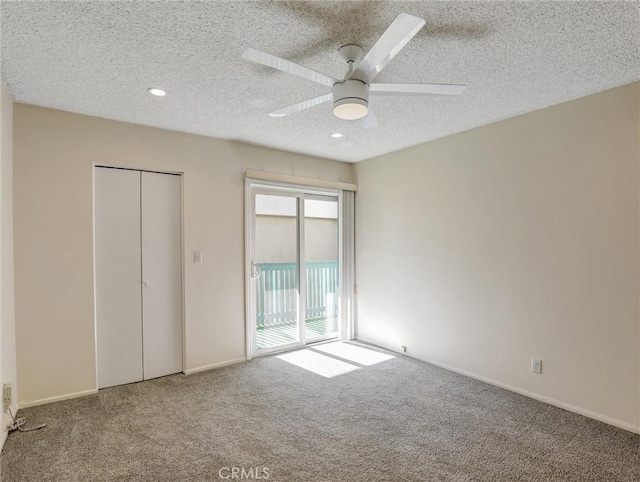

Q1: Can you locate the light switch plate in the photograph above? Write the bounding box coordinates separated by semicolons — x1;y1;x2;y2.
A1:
194;251;203;264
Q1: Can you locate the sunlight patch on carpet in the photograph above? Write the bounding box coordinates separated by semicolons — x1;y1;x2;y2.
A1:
312;342;395;366
276;349;360;378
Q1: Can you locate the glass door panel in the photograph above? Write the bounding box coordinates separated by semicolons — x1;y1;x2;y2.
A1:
254;193;300;351
304;197;339;342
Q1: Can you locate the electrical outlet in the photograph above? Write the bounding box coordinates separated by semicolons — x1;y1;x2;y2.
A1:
3;384;11;411
531;358;542;374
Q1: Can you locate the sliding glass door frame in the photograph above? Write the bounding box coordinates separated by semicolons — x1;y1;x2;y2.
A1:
245;180;344;360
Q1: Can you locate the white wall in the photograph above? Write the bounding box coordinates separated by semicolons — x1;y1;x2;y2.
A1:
355;82;640;432
0;81;17;450
13;104;354;405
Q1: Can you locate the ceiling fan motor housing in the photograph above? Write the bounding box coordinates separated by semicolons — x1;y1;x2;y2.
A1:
333;79;370;120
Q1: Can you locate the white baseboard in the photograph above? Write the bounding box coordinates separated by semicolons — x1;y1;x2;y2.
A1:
184;357;246;375
356;337;640;435
18;389;98;409
15;359;247;409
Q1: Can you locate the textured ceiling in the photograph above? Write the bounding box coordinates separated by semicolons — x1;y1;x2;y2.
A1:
1;1;638;163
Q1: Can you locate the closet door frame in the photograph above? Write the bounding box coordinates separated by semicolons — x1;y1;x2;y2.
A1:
92;164;186;389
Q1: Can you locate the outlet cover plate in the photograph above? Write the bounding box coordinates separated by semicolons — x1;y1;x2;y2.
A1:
531;358;542;374
2;384;11;410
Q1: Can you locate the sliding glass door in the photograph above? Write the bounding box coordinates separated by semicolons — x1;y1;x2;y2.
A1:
247;185;341;356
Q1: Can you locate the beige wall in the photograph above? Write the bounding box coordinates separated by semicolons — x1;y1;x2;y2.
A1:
1;81;17;449
13;104;353;404
355;82;640;431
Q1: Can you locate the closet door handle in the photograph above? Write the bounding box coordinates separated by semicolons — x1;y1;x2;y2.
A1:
142;280;150;287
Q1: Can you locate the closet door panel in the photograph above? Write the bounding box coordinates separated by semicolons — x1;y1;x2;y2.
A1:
141;172;183;379
95;167;143;389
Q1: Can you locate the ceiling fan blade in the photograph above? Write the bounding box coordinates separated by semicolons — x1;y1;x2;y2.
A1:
370;83;467;96
359;109;378;128
242;48;336;87
268;93;333;117
348;13;425;83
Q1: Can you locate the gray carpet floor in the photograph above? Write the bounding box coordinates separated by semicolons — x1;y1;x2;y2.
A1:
1;341;639;481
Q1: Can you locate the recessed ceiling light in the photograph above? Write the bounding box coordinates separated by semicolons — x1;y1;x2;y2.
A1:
331;133;343;138
147;87;167;97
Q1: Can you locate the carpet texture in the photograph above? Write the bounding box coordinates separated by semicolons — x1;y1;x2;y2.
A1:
1;342;638;481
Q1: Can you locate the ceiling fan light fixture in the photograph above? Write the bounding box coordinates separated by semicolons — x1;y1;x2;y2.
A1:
333;99;368;120
332;80;370;120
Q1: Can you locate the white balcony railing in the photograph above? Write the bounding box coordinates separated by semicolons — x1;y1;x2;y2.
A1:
256;261;338;329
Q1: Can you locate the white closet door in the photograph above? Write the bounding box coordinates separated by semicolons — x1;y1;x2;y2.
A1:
141;171;183;379
95;167;143;389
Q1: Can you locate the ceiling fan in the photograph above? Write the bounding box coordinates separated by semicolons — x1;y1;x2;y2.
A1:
241;13;466;127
